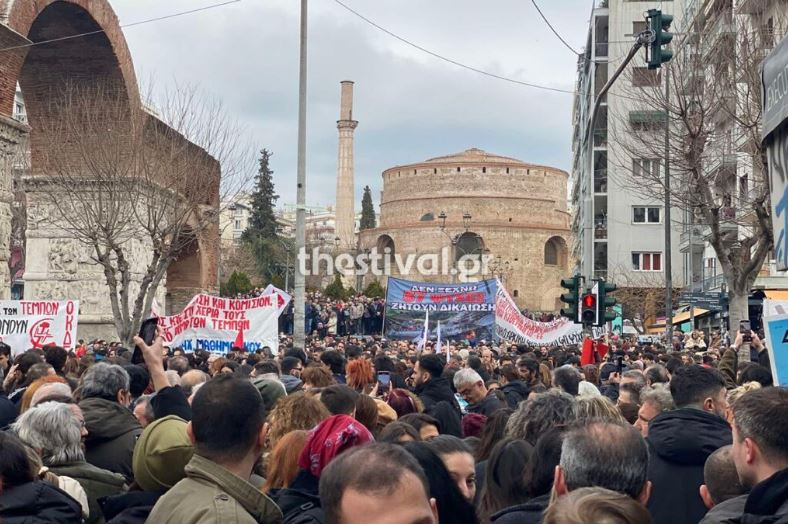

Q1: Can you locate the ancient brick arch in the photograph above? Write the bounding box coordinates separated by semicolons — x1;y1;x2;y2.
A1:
0;1;217;335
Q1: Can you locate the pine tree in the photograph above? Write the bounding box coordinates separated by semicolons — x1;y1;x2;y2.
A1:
243;149;279;242
242;149;285;283
360;185;376;230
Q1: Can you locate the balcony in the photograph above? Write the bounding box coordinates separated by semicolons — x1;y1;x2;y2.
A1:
702;274;725;291
594;169;608;194
701;206;739;241
707;153;737;175
594;217;607;240
680;225;707;253
703;11;735;58
593;129;608;147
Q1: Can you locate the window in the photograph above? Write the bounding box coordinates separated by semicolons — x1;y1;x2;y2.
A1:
234;219;241;230
482;167;486;173
632;67;660;87
544;241;558;265
633;206;661;224
632;158;660;178
632;21;647;34
632;252;662;272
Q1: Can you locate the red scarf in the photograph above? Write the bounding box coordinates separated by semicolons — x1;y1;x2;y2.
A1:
298;414;374;477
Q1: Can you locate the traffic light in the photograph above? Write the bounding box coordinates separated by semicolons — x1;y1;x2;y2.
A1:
581;290;598;326
597;281;618;324
647;9;673;69
560;276;582;323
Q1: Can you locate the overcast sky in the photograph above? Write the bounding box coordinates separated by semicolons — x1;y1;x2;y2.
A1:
113;0;592;209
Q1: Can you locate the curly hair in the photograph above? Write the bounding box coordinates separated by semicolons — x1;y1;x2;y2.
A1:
572;396;626;424
302;365;336;389
346;358;374;392
266;392;330;448
505;390;575;445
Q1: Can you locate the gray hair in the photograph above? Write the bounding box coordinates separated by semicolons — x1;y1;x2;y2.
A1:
506;390;575;445
31;383;73;407
12;401;85;466
621;370;647;394
453;368;483;389
560;421;648;499
81;363;130;401
135;394;156;423
639;383;674;413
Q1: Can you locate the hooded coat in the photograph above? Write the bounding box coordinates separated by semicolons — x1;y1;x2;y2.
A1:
490;493;551;524
0;480;83;523
646;408;732;524
500;380;530;409
415;377;463;437
49;461;127;524
79;397;143;482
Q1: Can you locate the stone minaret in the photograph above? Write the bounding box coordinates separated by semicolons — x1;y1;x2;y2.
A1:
335;81;358;250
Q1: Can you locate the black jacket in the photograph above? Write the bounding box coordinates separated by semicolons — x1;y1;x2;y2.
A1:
99;491;161;524
500;380;530;409
491;493;550;524
0;481;83;523
467;391;506;417
272;469;324;524
415;377;462;437
646;408;732;524
736;468;788;524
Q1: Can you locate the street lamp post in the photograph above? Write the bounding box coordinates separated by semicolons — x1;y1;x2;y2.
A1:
438;211;472;283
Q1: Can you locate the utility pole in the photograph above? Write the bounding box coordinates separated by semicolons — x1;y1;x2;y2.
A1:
293;0;308;350
664;65;673;347
584;36;649;282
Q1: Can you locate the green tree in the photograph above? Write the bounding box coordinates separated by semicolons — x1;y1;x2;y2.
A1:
324;274;346;300
221;270;253;297
360;185;376;230
242;149;289;283
363;280;385;298
243;149;279;241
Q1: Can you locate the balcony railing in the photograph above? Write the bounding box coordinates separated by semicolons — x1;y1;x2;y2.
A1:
594;129;608;147
594;169;608;193
702;274;725;291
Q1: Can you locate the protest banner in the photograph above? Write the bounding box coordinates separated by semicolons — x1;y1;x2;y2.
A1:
494;283;605;346
762;313;788;386
383;277;497;341
158;293;285;354
0;300;79;355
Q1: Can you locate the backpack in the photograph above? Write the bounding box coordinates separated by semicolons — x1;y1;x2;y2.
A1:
282;500;325;524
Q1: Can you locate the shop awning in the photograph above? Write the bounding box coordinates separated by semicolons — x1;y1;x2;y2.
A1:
764;289;788;300
650;308;710;328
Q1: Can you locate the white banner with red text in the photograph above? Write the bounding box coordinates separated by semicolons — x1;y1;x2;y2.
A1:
0;300;79;355
158;293;287;354
494;282;605;347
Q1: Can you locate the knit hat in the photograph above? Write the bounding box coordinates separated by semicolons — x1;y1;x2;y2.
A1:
132;415;194;492
374;399;397;425
461;413;487;438
251;377;287;410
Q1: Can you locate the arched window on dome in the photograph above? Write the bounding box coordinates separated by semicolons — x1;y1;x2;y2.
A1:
376;235;395;272
455;232;484;263
544;237;568;268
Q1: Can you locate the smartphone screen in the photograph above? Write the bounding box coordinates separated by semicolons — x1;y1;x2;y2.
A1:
377;371;391;388
133;317;158;364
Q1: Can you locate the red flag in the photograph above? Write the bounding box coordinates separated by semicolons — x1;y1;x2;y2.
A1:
580;337;595;366
233;329;244;350
596;341;609;361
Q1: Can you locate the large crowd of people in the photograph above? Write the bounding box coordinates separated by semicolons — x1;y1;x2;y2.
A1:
0;319;785;524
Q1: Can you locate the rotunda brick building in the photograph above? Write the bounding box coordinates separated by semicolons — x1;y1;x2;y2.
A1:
358;148;571;312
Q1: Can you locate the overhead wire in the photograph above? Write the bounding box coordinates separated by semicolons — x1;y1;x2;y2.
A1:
331;0;574;94
0;0;242;53
529;0;581;55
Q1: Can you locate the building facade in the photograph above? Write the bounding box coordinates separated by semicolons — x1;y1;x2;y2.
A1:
571;0;686;292
359;148;571;311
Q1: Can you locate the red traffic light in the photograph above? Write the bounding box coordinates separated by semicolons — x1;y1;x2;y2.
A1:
582;294;596;308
